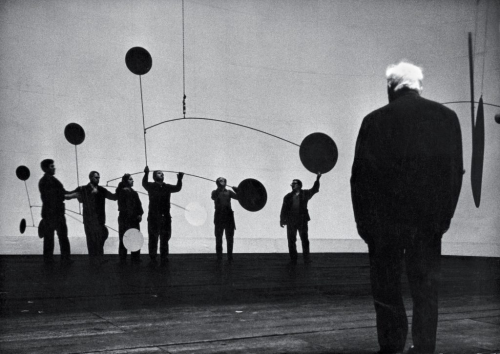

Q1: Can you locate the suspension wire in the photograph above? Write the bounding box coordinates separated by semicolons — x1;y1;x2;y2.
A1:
182;0;186;118
24;181;35;227
140;75;148;165
480;0;489;95
145;117;301;147
75;145;81;214
441;101;500;108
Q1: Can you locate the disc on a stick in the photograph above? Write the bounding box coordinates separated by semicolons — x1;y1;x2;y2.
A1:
123;228;144;252
64;123;85;145
237;179;267;212
16;165;30;181
19;219;26;234
125;47;152;75
299;132;338;174
495;113;500;124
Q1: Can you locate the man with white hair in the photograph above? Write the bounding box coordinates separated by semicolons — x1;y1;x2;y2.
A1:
350;61;463;354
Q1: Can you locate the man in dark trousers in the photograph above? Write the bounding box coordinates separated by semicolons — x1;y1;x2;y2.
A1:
77;171;117;266
142;166;183;267
211;177;238;262
280;173;321;264
350;61;463;354
38;159;79;266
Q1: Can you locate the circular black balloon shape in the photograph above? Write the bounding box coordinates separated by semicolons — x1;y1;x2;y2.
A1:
64;123;85;145
495;113;500;124
125;47;152;75
20;219;26;234
16;165;30;181
299;132;338;174
237;179;267;212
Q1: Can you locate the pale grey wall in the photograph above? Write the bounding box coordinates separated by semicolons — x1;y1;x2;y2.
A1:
1;0;499;256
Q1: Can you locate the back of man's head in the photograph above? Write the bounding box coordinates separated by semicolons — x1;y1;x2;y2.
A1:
386;61;423;95
40;159;54;173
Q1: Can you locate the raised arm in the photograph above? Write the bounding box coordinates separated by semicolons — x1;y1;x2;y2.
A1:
170;172;184;193
142;166;150;191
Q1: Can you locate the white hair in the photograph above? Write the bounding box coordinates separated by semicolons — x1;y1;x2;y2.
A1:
386;61;423;93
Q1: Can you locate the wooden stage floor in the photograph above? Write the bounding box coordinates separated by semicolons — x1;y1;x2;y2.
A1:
1;253;499;354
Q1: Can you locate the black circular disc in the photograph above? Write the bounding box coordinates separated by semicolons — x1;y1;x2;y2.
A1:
19;219;26;234
125;47;152;75
64;123;85;145
299;132;338;174
237;178;267;212
495;113;500;124
16;165;30;181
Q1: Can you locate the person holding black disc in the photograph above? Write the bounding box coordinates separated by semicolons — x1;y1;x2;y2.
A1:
38;159;79;266
211;177;239;262
75;171;117;266
116;174;143;264
142;166;183;267
280;173;321;265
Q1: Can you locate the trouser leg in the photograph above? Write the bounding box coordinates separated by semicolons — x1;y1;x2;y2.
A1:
55;216;70;260
286;224;298;261
226;226;234;260
214;224;224;259
118;221;127;260
159;216;171;262
369;238;408;353
406;232;442;354
148;217;159;260
42;220;55;262
298;223;310;260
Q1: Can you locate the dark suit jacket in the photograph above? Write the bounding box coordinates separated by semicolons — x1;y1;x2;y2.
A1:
350;89;463;242
280;181;320;226
39;174;66;220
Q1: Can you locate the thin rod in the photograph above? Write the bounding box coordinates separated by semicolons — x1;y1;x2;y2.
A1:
441;101;500;108
146;117;300;147
65;212;84;225
24;181;35;226
75;145;81;214
182;0;186;118
480;0;489;95
160;170;216;183
140;75;148;165
468;32;475;142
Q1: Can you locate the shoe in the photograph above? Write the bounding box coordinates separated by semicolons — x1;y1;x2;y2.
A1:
406;346;432;354
304;258;312;264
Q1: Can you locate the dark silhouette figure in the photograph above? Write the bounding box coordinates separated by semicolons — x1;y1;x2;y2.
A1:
38;159;78;266
350;61;463;354
75;171;117;266
211;177;238;262
280;173;321;264
142;166;183;267
116;174;144;264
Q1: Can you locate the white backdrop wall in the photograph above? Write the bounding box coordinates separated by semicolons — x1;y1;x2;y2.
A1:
1;0;499;256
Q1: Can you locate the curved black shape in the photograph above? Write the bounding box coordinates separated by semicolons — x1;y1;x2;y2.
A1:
64;123;86;145
19;219;26;234
125;47;152;75
299;132;338;174
16;165;30;181
471;97;485;208
145;117;300;147
495;113;500;124
237;178;267;212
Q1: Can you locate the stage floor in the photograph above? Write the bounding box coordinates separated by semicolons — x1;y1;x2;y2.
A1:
1;253;499;353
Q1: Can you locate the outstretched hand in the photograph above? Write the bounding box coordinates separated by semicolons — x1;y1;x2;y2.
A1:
144;166;149;173
177;172;184;179
316;172;322;181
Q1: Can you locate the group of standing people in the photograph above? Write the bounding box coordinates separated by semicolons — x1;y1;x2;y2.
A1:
37;60;464;354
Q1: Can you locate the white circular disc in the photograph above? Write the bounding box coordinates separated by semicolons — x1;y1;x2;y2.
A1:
123;228;144;252
184;202;207;226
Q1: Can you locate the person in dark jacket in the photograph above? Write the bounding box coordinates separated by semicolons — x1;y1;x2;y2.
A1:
76;171;117;265
211;177;238;262
142;166;183;266
350;61;463;354
280;173;321;264
116;173;144;264
38;159;79;265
